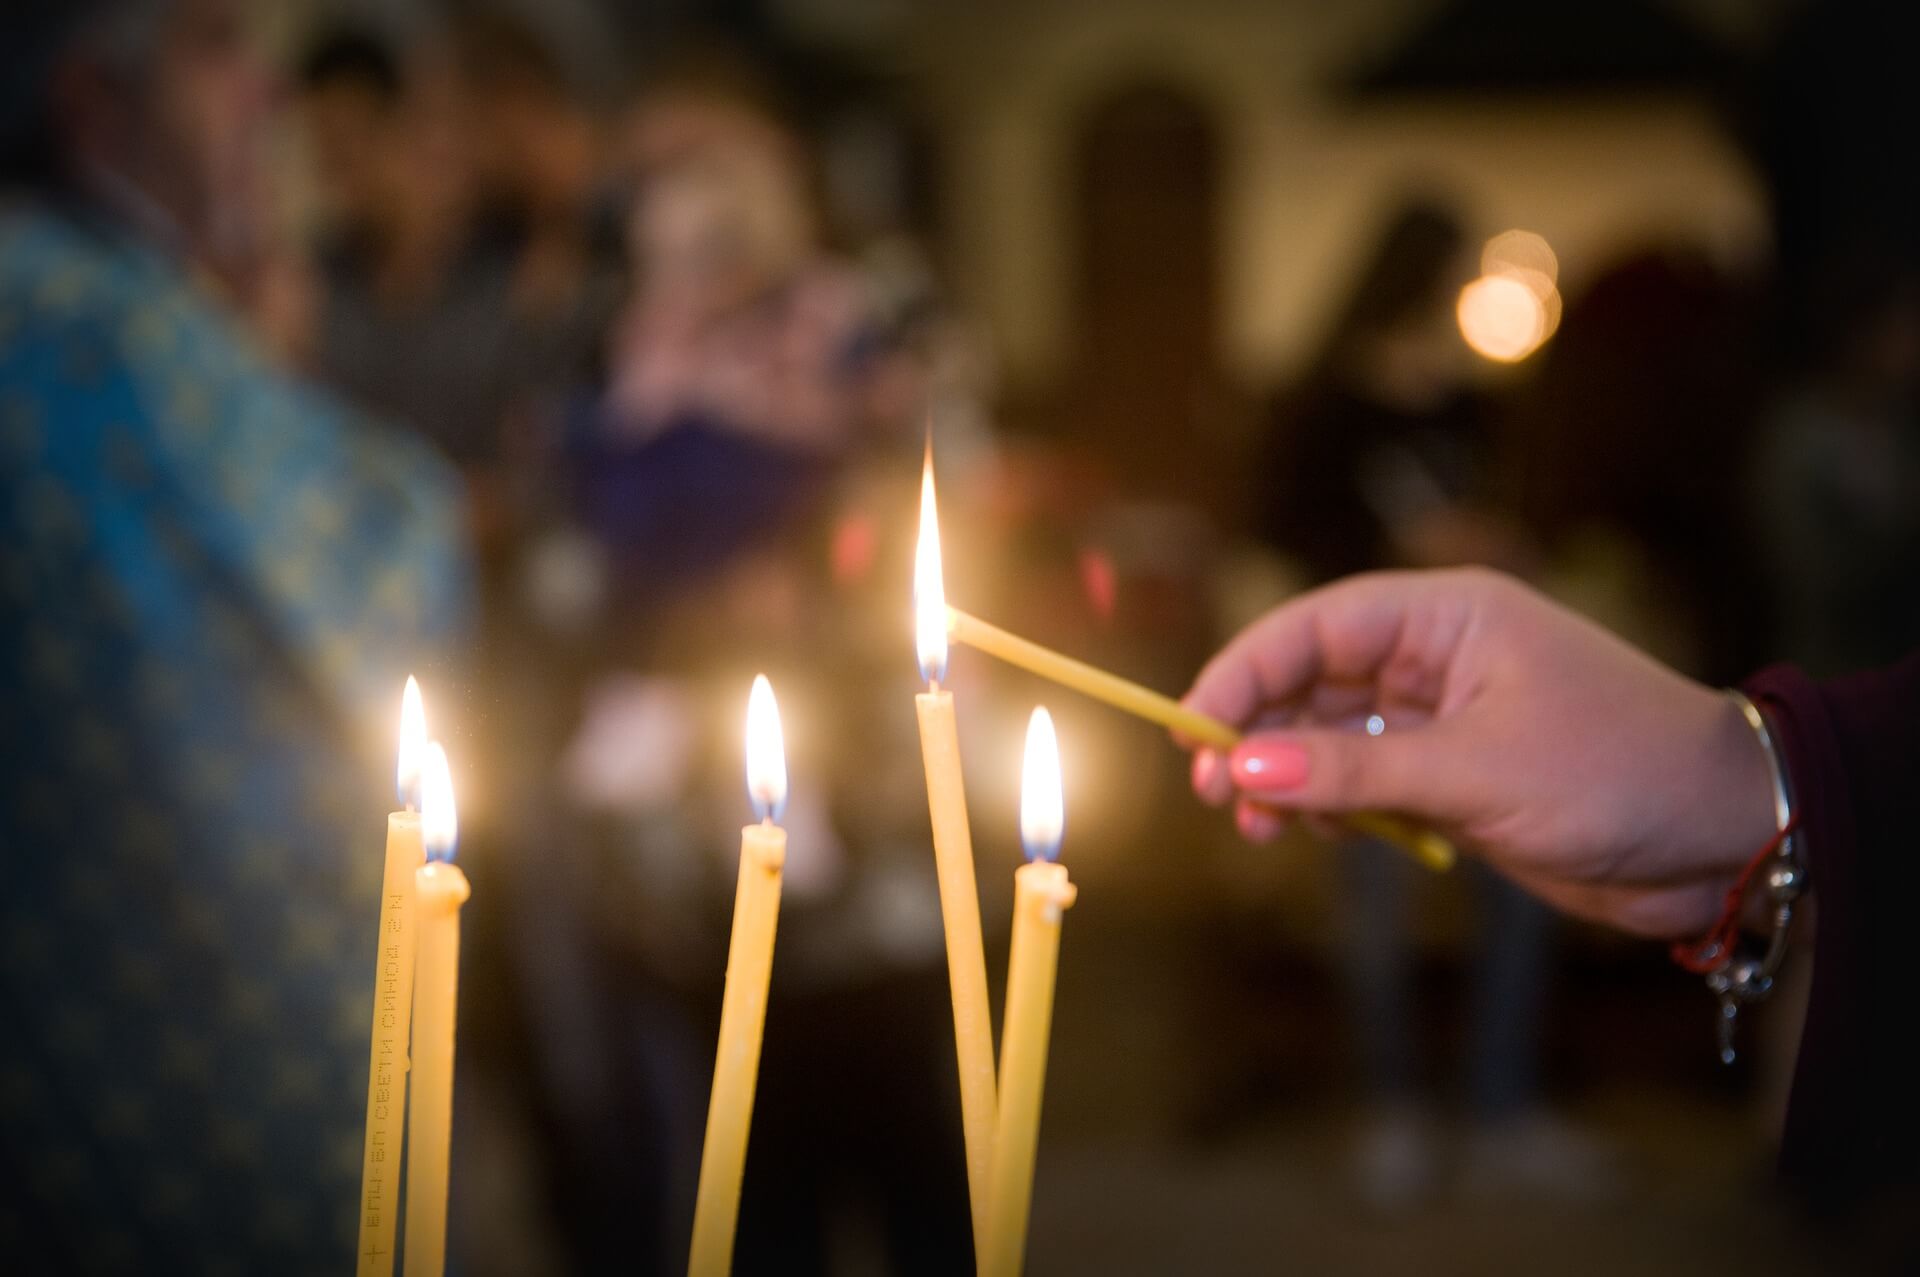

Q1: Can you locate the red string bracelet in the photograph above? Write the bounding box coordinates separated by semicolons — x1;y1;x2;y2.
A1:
1670;816;1802;975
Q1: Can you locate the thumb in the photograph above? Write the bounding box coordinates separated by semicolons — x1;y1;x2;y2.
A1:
1228;725;1461;820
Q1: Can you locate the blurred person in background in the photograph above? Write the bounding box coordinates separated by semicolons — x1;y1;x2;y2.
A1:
557;477;975;1275
295;23;519;472
1744;0;1920;680
301;17;638;1271
576;57;897;603
1753;267;1920;678
489;59;968;1272
449;7;625;417
295;12;626;573
1509;245;1765;686
1251;197;1610;1210
0;2;469;1272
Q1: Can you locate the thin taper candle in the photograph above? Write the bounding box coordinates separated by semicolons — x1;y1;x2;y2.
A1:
403;742;467;1277
688;676;790;1277
914;450;998;1249
358;677;427;1277
945;606;1455;872
982;708;1077;1277
917;687;998;1246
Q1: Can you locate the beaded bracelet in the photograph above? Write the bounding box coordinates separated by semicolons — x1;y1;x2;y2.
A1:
1668;690;1804;1065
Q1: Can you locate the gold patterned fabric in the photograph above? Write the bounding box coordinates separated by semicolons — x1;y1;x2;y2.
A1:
0;204;470;1275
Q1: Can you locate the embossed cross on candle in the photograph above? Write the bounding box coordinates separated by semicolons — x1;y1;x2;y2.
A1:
358;677;427;1277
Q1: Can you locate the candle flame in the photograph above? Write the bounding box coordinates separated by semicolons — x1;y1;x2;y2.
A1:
397;675;426;810
420;740;458;861
914;447;948;683
745;674;788;822
1020;706;1064;862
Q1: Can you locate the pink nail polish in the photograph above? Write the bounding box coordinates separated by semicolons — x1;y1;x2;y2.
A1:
1231;740;1310;791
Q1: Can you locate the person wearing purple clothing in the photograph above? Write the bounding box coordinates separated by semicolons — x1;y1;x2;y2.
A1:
1183;567;1920;1216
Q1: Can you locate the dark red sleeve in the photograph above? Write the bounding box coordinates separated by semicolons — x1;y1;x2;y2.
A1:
1744;654;1920;1200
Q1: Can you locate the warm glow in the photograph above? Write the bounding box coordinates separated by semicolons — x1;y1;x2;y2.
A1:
914;448;948;683
744;674;788;822
1020;707;1064;862
397;676;427;810
1505;266;1563;343
1475;229;1561;357
1482;229;1558;284
420;740;458;861
1458;273;1548;363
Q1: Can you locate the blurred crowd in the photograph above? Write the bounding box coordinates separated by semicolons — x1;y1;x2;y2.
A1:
4;0;1919;1273
282;14;985;1274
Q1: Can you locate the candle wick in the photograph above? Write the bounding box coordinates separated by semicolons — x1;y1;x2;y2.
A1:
928;678;941;695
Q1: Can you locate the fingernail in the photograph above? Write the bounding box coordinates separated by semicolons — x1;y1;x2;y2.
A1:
1192;748;1222;792
1231;739;1310;791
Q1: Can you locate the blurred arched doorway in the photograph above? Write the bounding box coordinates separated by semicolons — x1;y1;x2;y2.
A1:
1064;79;1232;502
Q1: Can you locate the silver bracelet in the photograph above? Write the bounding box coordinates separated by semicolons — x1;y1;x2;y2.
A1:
1700;690;1805;1065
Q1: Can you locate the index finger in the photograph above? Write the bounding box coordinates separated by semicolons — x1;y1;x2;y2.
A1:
1181;570;1437;737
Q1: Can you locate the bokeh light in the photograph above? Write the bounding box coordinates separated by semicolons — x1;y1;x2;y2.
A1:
1466;228;1563;360
1457;272;1548;362
1482;228;1559;283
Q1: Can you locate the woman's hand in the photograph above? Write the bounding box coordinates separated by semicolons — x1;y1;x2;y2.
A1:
1183;568;1778;938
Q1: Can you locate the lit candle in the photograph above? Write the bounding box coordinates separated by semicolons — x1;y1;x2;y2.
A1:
945;607;1455;872
358;677;427;1277
404;742;467;1277
912;450;998;1249
982;707;1078;1277
688;676;790;1277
